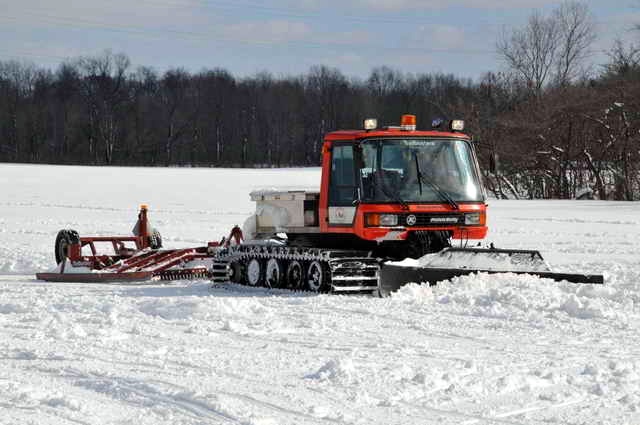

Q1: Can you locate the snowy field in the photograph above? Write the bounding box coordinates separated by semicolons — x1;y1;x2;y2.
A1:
1;163;639;425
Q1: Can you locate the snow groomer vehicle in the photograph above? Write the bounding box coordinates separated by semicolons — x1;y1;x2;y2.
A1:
37;115;604;294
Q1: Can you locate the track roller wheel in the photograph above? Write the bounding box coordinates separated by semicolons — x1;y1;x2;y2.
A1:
265;258;284;288
306;260;327;292
228;260;244;284
246;258;264;286
54;229;80;265
286;260;304;290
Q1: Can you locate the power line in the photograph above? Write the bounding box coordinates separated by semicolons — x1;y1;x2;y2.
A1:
151;0;637;28
0;49;71;63
4;2;628;58
141;0;508;27
0;12;496;54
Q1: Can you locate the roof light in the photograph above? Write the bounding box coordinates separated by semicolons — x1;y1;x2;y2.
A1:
432;118;444;129
400;114;416;131
363;118;378;130
450;119;465;131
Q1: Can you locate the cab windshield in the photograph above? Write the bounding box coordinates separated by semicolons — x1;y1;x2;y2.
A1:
359;138;483;203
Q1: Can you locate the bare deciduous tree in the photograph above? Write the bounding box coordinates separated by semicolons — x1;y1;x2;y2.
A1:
77;50;130;164
497;1;595;93
497;10;559;95
554;1;596;85
158;68;193;166
0;61;38;160
604;39;640;78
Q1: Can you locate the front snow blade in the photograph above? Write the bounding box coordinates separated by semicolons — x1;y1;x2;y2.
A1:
379;247;604;296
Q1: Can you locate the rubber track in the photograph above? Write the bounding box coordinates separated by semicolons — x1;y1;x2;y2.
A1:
210;244;380;294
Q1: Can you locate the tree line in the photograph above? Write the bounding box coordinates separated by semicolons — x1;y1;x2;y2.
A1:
1;1;639;200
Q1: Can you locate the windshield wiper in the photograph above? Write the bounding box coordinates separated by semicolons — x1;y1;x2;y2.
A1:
413;151;459;210
413;152;423;196
371;171;410;211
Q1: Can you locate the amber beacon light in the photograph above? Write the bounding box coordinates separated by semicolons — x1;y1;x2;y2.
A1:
400;114;416;130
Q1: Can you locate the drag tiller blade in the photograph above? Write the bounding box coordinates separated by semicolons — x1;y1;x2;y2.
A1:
35;271;155;283
158;268;210;281
379;247;604;296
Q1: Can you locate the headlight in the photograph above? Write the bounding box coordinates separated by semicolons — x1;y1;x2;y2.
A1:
464;212;483;225
366;213;398;226
379;214;398;226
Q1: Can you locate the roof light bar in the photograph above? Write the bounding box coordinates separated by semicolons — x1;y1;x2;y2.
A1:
450;119;465;131
363;118;378;130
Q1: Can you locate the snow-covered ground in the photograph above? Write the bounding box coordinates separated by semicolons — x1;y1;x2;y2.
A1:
1;163;639;425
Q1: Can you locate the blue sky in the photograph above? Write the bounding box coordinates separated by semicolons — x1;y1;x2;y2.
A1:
1;0;638;80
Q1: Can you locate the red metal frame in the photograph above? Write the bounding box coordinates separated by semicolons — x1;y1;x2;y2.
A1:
37;244;214;283
66;205;153;265
69;237;141;266
35;206;242;283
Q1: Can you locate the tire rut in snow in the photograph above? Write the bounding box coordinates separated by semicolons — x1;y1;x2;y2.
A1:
61;369;243;424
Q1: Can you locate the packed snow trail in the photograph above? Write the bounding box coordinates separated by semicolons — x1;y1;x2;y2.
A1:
1;163;639;424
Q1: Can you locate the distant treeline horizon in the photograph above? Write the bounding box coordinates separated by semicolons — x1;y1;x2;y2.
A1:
2;2;640;200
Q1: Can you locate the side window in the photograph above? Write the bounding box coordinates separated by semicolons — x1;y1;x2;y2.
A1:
329;144;356;206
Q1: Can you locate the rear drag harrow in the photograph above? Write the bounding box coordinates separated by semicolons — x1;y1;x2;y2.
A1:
159;268;210;281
